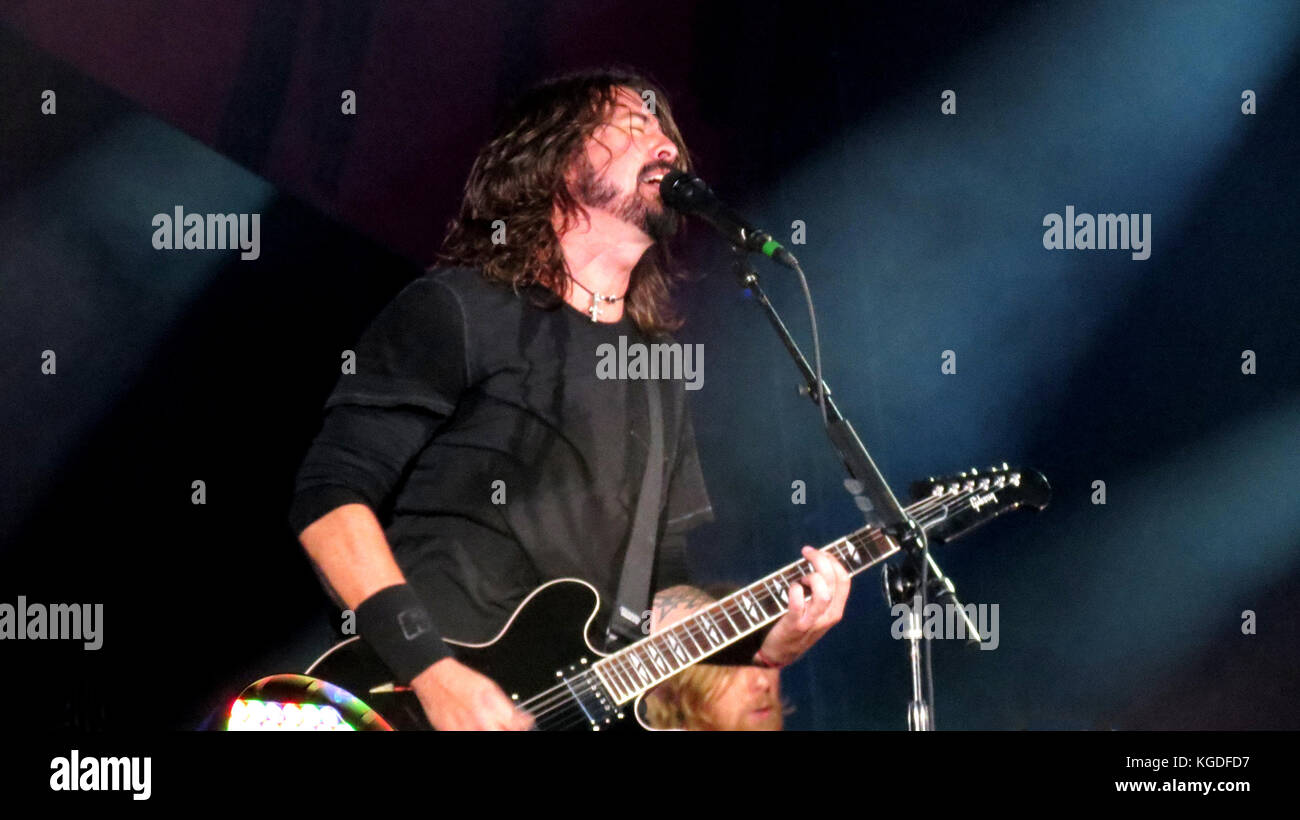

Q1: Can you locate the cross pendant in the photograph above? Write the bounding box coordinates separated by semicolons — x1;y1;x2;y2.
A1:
588;298;602;322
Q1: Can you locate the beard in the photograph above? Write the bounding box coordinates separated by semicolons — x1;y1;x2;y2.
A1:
571;155;680;240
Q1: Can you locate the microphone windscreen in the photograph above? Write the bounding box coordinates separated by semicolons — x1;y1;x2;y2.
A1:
660;171;712;213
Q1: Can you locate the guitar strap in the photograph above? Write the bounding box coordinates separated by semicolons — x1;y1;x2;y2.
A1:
604;379;665;651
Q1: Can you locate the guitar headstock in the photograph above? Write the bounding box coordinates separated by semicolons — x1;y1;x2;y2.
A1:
907;463;1050;545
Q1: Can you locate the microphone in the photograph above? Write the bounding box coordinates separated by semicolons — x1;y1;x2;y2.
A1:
659;171;799;269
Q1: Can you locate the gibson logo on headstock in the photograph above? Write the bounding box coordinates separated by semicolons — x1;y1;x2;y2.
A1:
969;491;998;511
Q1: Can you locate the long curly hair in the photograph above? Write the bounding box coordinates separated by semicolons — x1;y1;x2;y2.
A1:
438;67;693;335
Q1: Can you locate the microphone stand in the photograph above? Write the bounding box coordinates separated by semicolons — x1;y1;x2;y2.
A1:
730;248;980;731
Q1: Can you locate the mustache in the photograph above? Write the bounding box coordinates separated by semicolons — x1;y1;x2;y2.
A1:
640;160;679;179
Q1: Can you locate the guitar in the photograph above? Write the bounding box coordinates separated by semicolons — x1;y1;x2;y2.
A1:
298;464;1050;731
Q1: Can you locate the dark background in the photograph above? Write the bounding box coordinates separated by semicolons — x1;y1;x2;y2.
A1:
1;0;1297;730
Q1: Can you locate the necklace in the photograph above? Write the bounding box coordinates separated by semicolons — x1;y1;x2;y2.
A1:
569;275;625;322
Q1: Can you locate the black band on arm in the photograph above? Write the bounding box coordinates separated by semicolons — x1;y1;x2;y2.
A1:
355;584;454;685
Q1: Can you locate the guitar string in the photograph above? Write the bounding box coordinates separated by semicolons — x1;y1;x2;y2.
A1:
513;485;986;731
513;493;938;719
573;481;1010;711
519;485;1005;730
585;481;1005;698
515;482;1003;725
515;518;935;727
510;483;1008;728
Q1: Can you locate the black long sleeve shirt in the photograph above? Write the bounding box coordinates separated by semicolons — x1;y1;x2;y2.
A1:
289;267;714;644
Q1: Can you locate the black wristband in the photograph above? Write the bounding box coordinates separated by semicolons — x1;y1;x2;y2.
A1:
355;584;454;685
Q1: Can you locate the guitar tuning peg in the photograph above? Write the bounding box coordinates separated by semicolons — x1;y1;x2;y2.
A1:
1001;461;1009;470
970;467;978;474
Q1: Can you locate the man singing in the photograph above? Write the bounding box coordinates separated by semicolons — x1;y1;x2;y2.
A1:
289;67;849;730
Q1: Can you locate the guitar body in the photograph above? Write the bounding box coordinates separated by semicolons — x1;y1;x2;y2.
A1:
307;578;649;731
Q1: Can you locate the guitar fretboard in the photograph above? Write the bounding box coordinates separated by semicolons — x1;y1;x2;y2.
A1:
592;528;895;704
590;486;977;705
586;467;1033;706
